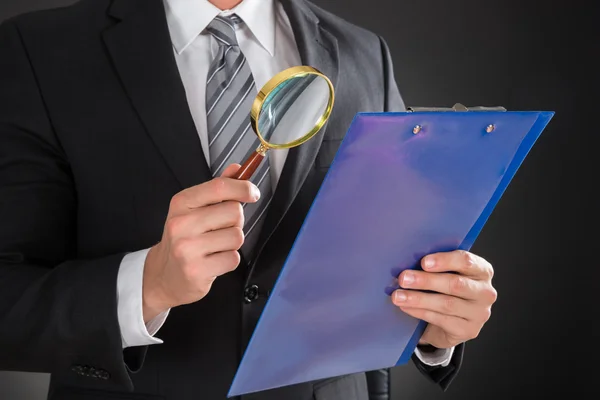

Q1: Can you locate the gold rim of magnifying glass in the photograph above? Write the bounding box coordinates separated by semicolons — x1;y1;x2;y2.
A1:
250;66;335;152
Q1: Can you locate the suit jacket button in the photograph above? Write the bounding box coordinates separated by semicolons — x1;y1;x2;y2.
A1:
71;365;83;375
98;369;111;380
90;368;110;380
244;285;259;303
72;364;91;377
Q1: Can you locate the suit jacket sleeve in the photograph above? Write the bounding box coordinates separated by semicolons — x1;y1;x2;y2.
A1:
0;19;138;392
378;34;465;391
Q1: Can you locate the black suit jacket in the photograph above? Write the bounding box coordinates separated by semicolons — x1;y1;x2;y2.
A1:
0;0;463;399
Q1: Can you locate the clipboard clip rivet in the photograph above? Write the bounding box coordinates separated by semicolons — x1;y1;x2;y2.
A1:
486;124;495;133
413;125;422;134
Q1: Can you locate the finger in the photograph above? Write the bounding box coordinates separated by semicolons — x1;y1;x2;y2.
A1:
392;289;488;321
202;250;241;277
199;227;245;255
399;270;481;301
165;201;244;239
170;177;260;215
421;250;493;280
220;163;241;178
171;241;240;277
398;307;470;339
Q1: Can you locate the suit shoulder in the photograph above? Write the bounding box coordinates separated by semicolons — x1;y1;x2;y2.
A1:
1;0;111;38
304;1;382;49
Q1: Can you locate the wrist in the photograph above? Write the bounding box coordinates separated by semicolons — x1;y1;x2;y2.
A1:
142;245;171;323
142;292;169;323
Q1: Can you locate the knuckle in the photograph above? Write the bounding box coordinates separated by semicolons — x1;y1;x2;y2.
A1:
237;211;245;227
235;201;245;217
234;202;245;226
169;194;184;211
164;216;183;237
225;201;245;225
225;251;241;271
487;263;495;279
450;275;466;295
226;200;241;214
212;177;227;197
232;227;245;249
172;239;191;261
459;250;476;270
485;286;498;304
481;306;492;322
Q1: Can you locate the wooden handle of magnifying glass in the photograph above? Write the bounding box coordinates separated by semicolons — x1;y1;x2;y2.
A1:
232;151;265;180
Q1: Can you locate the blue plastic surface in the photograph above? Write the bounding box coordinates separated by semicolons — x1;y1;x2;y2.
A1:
228;110;554;397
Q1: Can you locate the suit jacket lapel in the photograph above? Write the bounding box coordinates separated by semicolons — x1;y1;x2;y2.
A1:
250;0;340;266
102;0;212;190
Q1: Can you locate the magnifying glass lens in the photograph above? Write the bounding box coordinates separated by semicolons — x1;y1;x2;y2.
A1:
258;74;332;146
232;66;334;181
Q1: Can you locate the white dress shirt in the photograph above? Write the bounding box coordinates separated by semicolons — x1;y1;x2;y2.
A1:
117;0;453;368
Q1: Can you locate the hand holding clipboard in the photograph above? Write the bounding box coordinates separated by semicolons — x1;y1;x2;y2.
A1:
229;104;554;396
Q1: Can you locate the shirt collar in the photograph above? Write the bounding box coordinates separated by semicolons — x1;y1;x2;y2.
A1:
164;0;276;56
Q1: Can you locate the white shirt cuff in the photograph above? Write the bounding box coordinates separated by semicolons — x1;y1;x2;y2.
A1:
414;345;454;367
117;248;170;348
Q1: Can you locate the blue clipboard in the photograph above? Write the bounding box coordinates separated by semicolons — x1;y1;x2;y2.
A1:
228;107;554;397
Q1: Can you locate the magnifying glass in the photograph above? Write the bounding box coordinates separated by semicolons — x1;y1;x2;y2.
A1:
232;66;335;180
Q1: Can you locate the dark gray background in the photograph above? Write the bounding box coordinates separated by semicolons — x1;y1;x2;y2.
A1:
0;0;595;399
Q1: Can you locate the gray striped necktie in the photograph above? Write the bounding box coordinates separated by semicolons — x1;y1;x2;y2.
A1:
205;15;272;261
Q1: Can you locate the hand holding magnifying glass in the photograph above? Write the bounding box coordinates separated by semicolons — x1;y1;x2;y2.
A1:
138;66;335;322
232;66;335;180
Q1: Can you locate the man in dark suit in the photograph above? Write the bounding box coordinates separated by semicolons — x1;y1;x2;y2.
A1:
0;0;498;399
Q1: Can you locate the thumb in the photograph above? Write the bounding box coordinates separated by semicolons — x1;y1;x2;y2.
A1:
220;163;242;178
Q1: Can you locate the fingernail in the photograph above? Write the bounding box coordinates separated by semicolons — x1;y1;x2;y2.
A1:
402;272;414;286
251;185;260;200
394;291;407;303
423;257;435;270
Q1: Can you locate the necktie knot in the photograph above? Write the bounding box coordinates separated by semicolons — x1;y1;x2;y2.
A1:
206;15;240;47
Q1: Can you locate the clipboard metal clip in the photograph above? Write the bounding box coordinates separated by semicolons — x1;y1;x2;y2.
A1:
407;103;507;112
407;103;506;134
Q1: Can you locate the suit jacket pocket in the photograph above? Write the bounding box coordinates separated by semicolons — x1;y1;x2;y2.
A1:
315;139;343;169
313;373;369;400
